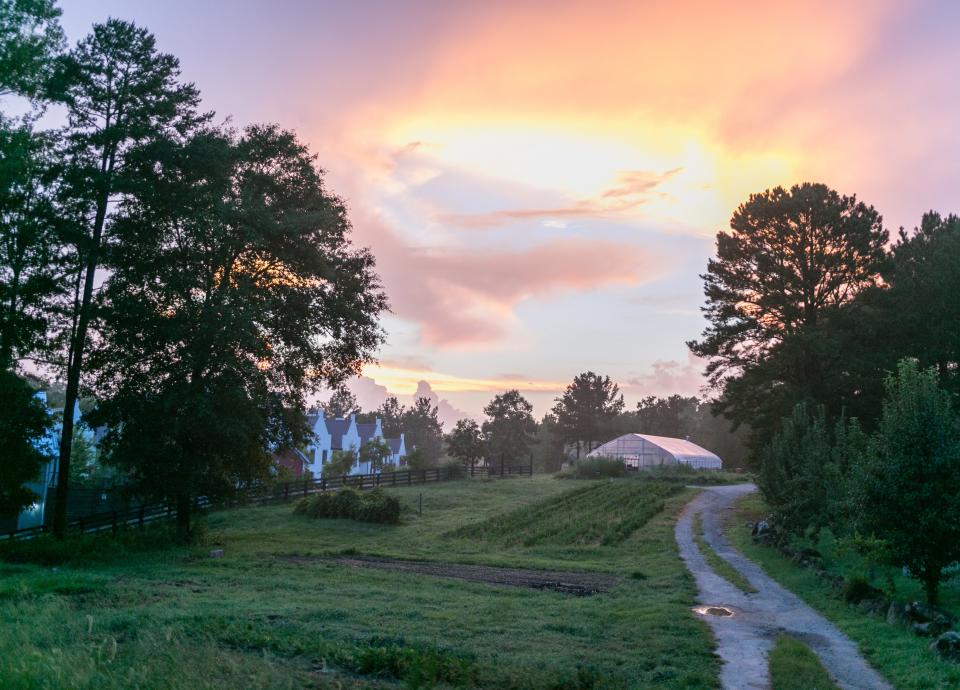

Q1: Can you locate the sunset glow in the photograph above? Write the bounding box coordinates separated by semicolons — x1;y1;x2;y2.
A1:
58;0;960;417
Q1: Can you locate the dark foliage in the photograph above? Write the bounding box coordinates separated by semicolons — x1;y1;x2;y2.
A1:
294;488;400;525
0;368;51;517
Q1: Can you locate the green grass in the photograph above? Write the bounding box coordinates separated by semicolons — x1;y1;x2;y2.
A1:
448;481;683;546
691;514;757;594
0;477;719;689
727;492;960;690
768;635;839;690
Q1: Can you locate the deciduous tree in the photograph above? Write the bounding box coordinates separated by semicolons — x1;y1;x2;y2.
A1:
551;371;624;458
87;125;386;540
483;389;536;464
0;368;51;518
358;437;392;473
446;418;484;468
377;395;405;437
323;386;359;418
402;396;443;465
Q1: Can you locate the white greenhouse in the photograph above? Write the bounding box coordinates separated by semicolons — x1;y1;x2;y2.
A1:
586;433;723;470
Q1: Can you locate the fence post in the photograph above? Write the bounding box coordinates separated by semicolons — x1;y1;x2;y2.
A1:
320;476;326;492
139;505;145;528
112;510;118;535
78;516;84;534
500;453;505;477
530;452;534;477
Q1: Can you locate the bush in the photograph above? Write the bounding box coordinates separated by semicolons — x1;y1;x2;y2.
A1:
841;575;884;604
560;457;626;479
294;488;400;525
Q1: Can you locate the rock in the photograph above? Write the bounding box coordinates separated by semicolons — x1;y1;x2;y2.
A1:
905;601;957;627
752;520;770;537
887;602;907;626
912;622;934;637
208;549;224;559
930;631;960;661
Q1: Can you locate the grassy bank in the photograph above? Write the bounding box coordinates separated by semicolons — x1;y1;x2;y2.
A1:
768;636;839;690
727;492;960;689
1;476;718;689
691;514;756;594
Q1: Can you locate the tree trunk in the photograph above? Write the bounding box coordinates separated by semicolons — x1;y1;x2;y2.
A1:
176;493;192;543
52;190;110;539
924;567;940;605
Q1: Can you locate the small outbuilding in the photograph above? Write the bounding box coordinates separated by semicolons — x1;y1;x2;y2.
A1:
586;433;722;470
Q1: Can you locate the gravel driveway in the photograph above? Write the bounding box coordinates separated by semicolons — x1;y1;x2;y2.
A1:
675;483;892;690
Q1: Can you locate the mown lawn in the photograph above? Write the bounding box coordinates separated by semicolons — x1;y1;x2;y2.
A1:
727;492;960;690
0;476;719;689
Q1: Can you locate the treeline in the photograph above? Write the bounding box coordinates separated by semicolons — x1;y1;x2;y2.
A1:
449;372;747;472
0;3;386;539
688;182;960;603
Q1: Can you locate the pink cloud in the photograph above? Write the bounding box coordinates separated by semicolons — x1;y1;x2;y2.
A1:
352;208;660;347
624;353;707;399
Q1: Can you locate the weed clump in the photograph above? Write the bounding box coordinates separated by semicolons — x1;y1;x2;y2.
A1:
294;488;400;525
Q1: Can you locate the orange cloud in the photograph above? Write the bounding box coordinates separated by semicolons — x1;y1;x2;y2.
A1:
362;364;565;395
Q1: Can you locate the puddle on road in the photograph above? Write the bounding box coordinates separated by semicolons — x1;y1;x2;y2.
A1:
693;605;735;618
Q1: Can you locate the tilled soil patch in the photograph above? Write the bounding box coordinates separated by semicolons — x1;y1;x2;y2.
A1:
290;555;622;596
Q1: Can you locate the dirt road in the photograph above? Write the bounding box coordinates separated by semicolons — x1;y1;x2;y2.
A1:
675;484;891;690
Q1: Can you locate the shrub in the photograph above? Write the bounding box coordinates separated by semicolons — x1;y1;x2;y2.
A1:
841;575;884;604
853;359;960;604
294;488;400;525
560;457;626;479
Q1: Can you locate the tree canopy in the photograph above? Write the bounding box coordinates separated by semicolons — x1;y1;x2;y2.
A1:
402;396;443;465
446;418;485;467
87;124;386;538
551;371;624;458
483;389;536;464
689;182;887;452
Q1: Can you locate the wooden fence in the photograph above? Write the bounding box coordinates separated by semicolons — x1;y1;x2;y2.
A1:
1;461;534;542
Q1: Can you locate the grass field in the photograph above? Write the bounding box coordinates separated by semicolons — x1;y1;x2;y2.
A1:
768;636;839;690
727;492;960;690
0;476;720;689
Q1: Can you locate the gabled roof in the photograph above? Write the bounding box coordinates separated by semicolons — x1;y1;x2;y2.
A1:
306;412;320;430
356;423;378;444
387;437;403;454
588;433;722;468
325;418;351;450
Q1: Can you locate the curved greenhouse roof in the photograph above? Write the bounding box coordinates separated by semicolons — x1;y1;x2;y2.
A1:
587;433;722;470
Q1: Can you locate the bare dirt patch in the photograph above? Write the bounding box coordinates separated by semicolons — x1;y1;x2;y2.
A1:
290;555;622;596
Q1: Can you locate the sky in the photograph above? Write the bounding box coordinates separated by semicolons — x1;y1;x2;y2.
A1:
59;1;960;423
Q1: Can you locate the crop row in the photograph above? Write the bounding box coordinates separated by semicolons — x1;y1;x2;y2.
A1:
448;481;682;547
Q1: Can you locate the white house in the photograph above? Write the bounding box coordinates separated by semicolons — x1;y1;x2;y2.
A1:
387;434;407;467
15;394;93;531
302;410;406;475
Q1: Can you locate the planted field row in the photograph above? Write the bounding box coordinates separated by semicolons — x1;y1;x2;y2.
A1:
448;481;683;546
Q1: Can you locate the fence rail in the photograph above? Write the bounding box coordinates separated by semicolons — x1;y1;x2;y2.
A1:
2;461;533;542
